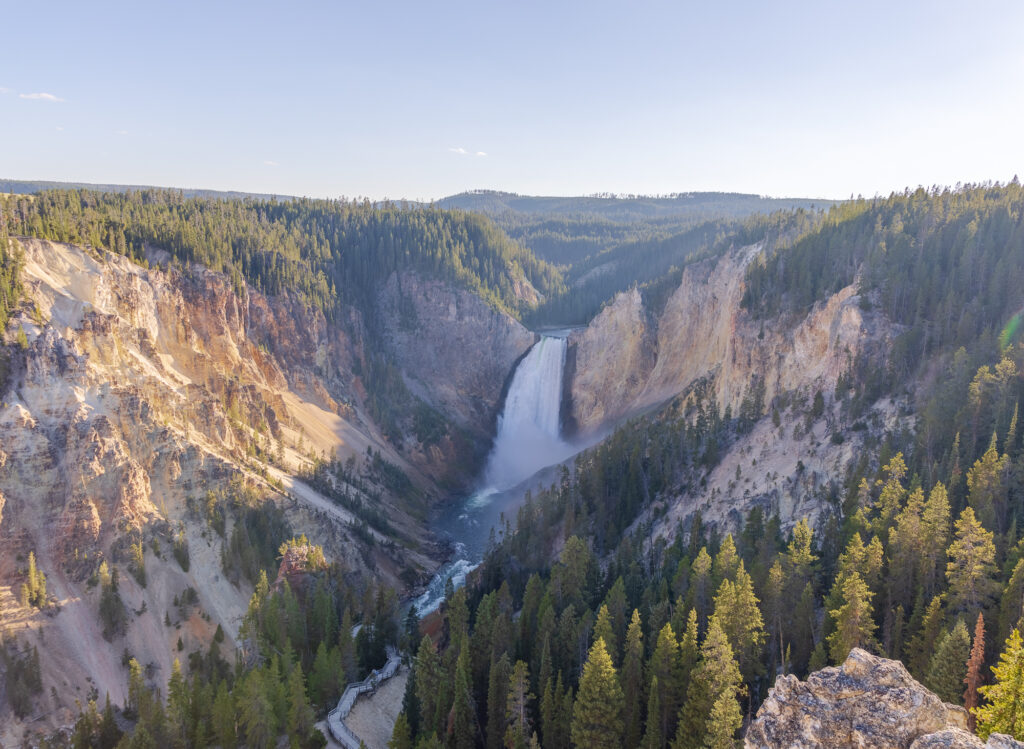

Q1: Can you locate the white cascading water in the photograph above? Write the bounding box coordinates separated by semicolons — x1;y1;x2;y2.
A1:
413;335;573;615
484;335;573;491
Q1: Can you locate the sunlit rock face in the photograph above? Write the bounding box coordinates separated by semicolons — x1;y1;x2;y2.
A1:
746;648;1022;749
567;243;881;439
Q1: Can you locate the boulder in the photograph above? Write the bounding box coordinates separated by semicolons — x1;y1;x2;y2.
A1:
746;648;976;748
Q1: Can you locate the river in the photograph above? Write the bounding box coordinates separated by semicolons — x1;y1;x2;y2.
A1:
413;332;577;615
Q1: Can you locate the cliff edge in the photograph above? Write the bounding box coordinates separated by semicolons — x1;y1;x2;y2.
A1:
746;648;1022;749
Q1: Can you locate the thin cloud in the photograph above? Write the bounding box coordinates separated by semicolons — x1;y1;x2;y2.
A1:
0;87;12;94
116;130;129;135
20;92;64;102
449;147;487;157
263;160;280;166
55;126;64;131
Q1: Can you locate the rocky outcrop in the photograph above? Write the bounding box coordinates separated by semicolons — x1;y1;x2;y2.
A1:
746;648;1022;749
377;271;535;437
568;244;884;437
567;287;655;431
568;242;895;537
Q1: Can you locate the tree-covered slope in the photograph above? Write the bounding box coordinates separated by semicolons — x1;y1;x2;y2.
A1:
0;189;564;321
743;182;1024;365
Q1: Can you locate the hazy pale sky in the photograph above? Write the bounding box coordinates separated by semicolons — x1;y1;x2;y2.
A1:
2;0;1023;200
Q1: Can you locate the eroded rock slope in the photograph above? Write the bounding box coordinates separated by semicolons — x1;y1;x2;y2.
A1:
0;238;532;734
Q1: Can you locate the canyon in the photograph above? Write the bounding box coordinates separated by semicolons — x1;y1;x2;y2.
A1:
1;231;899;739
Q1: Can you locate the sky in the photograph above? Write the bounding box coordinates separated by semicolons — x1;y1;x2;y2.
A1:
2;0;1023;201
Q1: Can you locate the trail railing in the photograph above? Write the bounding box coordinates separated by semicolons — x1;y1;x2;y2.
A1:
326;649;403;749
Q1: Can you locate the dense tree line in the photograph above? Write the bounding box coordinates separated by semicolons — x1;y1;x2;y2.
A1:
0;189;563;321
0;231;21;334
392;339;1024;746
743;182;1024;374
438;190;832;226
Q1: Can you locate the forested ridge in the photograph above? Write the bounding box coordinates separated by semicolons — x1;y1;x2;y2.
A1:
743;182;1024;368
0;189;564;321
0;189;565;450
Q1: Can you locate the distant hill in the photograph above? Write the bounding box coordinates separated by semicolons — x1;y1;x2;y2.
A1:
436;189;836;222
0;178;292;201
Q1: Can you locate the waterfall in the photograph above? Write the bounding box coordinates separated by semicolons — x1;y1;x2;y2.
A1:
484;335;572;491
413;334;573;616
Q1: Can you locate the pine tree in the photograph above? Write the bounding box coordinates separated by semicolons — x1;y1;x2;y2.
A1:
309;641;341;710
486;654;511;749
641;675;664;749
166;658;189;749
390;713;414;749
1001;559;1024;645
791;582;817;674
416;635;443;737
874;454;909;539
966;612;986;733
127;657;145;719
648;623;682;742
967;438;1008;532
676;616;743;749
976;628;1024;739
908;595;945;680
540;674;566;749
621;609;645;748
559;686;575;749
504;660;533;749
212;680;236;749
571;639;625;749
593;604;617;664
451;636;477;749
921;483;952;598
704;690;743;749
713;535;740;587
763;560;785;675
238;668;277;749
827;571;876;664
925;620;971;704
689;548;714;631
602;577;629;654
712;562;765;682
98;693;122;749
946;507;1000;616
286;664;315;748
888;489;925;612
678;608;700;701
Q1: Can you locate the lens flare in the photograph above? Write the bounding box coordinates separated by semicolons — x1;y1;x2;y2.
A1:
1001;311;1023;351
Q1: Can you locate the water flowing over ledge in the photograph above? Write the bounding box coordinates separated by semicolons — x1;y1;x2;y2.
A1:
415;333;576;616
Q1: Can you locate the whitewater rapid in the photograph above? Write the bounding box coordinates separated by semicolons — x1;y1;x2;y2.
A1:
413;334;575;615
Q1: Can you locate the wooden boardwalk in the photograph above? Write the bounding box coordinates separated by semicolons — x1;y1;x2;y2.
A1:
326;649;403;749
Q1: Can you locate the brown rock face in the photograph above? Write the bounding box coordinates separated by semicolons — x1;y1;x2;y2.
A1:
377;271;536;438
745;649;1020;749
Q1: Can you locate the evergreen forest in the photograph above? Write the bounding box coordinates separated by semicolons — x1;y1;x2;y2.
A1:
4;181;1024;746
